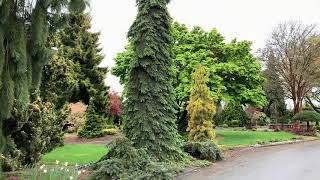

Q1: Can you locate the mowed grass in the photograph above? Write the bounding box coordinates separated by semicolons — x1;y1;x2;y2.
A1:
217;130;298;147
42;144;108;165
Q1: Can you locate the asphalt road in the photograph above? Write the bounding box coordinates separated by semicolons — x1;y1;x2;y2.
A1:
177;141;320;180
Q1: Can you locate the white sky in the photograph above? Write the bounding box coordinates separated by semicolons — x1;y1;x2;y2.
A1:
90;0;320;93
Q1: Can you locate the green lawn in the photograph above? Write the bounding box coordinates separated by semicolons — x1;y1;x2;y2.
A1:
41;144;108;165
217;130;298;148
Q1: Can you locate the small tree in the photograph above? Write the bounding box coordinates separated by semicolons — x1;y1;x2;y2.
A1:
262;22;320;113
108;91;122;125
187;66;216;141
293;110;320;130
78;98;105;138
218;103;250;127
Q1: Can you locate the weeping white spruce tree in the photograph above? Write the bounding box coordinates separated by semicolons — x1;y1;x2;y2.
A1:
123;0;184;161
0;0;88;175
89;0;186;179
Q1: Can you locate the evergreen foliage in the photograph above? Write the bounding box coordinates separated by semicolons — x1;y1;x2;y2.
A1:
43;12;108;112
187;66;216;141
263;55;286;119
215;103;250;127
0;0;88;175
123;0;185;161
113;22;266;130
78;98;105;138
89;138;177;180
183;141;223;162
293;111;320;122
41;12;109;137
3;96;68;171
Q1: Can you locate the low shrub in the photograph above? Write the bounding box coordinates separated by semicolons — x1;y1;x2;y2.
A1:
3;97;67;171
78;99;105;138
183;141;223;162
315;125;320;132
89;138;179;180
256;113;271;126
230;120;240;127
102;128;118;135
105;124;117;129
222;124;229;128
291;128;317;136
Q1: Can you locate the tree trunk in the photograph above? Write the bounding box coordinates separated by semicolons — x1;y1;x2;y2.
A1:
293;99;303;114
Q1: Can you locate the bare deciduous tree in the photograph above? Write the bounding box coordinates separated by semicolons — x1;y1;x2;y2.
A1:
262;22;320;114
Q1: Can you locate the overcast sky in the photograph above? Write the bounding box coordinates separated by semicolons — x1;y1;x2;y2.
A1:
89;0;320;92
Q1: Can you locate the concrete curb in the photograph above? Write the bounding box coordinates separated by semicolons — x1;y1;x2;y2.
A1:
251;138;319;148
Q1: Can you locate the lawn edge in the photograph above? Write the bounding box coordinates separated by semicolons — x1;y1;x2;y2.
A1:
175;137;319;178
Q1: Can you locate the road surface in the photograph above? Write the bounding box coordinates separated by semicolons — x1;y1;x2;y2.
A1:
177;140;320;180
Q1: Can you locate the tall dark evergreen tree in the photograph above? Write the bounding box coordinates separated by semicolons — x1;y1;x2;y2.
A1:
0;0;88;175
123;0;184;161
41;12;109;138
263;54;286;120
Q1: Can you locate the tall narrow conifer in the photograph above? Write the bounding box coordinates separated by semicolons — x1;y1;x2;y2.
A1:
187;65;216;141
123;0;184;161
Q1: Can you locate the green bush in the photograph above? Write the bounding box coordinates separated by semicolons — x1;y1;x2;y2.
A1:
102;128;118;135
78;99;105;138
256;113;271;126
3;97;67;171
183;141;223;162
230;120;240;127
217;103;250;127
293;111;320;122
278;110;293;124
222;124;229;128
89;138;178;180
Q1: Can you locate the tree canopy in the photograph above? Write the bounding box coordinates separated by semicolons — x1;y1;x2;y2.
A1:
261;22;320;113
113;22;266;123
293;111;320;122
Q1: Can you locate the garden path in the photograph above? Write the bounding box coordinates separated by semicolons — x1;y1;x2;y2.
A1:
64;133;123;144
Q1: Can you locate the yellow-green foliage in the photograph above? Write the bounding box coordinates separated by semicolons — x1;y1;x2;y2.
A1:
187;65;216;141
102;128;118;135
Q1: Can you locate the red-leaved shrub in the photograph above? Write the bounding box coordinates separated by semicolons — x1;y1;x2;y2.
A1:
108;91;122;125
